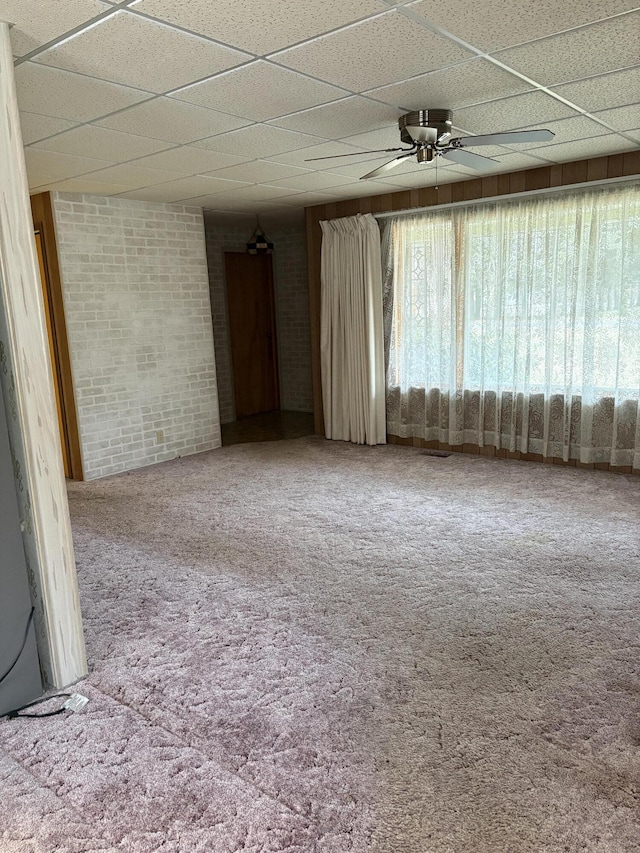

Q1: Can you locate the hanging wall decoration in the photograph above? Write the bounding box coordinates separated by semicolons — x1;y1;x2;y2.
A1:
246;217;274;254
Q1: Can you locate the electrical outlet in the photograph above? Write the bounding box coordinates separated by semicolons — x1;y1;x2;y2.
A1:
155;430;164;444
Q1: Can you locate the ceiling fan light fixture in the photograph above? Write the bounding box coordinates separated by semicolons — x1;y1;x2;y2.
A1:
399;108;453;146
305;107;555;180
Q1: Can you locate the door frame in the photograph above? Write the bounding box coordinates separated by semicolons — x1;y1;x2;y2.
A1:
30;192;83;480
224;251;281;419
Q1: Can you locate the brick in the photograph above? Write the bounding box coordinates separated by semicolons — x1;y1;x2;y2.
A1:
53;192;221;480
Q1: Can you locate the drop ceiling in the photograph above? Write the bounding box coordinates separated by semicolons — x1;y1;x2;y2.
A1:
4;0;640;223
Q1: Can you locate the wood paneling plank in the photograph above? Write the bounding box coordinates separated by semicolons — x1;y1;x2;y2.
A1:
524;167;551;191
622;149;640;176
586;157;608;181
562;161;588;184
607;153;625;177
481;175;498;198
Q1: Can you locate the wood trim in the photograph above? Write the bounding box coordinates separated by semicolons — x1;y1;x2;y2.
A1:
30;191;83;480
386;434;639;477
305;154;640;460
34;230;70;477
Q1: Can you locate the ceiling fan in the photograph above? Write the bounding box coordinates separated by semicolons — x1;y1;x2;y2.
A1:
306;109;555;180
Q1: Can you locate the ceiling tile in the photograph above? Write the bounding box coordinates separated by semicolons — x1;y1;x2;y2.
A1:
18;112;79;144
324;179;408;196
204;203;305;226
551;66;640;113
31;125;173;161
204;160;312;183
253;191;334;206
338;126;405;150
14;62;153;122
78;163;187;188
494;12;640;86
482;151;551;170
42;178;133;195
96;98;251;143
271;96;403;139
364;59;534;111
130;147;251;173
408;0;640;52
514;114;612;144
115;175;252;202
171;61;348;122
265;140;376;170
374;167;464;188
27;173;59;190
207;184;304;201
265;171;358;192
5;0;109;58
530;133;638;162
453;91;577;136
192;124;326;157
271;10;471;91
189;197;298;213
166;194;250;210
321;153;411;178
133;0;388;55
33;10;251;95
24;148;115;180
593;104;640;132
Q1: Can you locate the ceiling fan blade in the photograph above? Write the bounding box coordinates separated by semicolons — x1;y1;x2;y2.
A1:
361;152;416;180
452;129;555;147
442;148;500;173
404;125;438;144
304;146;412;162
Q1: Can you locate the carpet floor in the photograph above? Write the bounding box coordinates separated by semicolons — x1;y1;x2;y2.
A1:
2;436;640;852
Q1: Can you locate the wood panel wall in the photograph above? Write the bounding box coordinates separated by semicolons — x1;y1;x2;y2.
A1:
305;152;640;474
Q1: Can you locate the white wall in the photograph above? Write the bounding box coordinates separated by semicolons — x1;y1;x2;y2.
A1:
0;23;86;687
53;194;220;479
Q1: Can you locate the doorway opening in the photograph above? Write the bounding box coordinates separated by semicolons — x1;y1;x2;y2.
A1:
225;251;280;419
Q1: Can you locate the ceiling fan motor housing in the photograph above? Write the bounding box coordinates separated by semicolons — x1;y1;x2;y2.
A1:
399;109;453;145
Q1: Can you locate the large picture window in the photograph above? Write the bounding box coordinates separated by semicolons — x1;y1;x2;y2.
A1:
384;182;640;467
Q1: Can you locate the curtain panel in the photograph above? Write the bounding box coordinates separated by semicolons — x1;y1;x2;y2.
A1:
384;182;640;468
320;213;386;445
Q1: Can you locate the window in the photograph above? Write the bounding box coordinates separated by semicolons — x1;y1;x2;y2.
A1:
388;182;640;401
385;181;640;466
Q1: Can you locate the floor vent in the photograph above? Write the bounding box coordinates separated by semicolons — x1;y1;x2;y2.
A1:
421;449;452;458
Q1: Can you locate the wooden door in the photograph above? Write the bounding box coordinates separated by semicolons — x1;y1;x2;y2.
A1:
34;230;71;477
225;252;280;418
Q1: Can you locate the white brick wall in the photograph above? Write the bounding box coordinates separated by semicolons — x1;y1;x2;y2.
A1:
204;217;312;423
270;224;313;413
53;193;220;480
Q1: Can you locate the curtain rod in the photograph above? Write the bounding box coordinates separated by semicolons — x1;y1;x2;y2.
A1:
373;174;639;220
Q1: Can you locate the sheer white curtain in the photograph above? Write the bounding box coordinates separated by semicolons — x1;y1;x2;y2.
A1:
386;182;640;467
320;213;386;445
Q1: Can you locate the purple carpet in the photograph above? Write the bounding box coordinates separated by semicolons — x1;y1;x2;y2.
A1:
2;437;640;851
